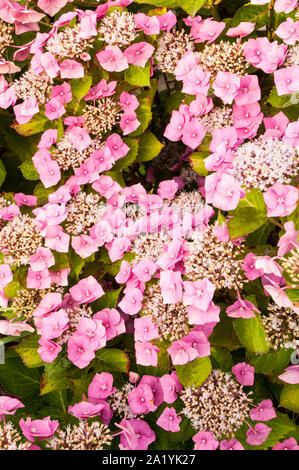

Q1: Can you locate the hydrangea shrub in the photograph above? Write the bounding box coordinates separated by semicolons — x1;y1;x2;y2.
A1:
0;0;298;451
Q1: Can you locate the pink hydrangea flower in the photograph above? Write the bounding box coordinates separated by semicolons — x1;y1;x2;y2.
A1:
246;423;271;446
68;402;104;419
94;308;125;341
14;97;39;124
70;276;104;304
67;333;96;369
182;118;206;149
274;66;299;95
0;397;24;421
60;59;84;79
37;0;72;16
0;264;12;288
134;13;160;35
227;22;255;37
273;437;299;450
278;365;299;384
277;221;299;256
120;111;140;135
274;0;298;13
220;439;244;450
160;270;183;304
190;18;225;43
167;340;198;365
135;341;159;366
157;407;181;432
234;75;261;105
88;372;116;400
118;418;155;450
250;399;276;421
264;183;298;217
96;46;128;72
128;384;156;415
118;287;143;315
19;417;59;442
213;71;240;104
193;431;219;450
38;338;61;363
232;362;255;386
275;17;299;45
124;42;154;68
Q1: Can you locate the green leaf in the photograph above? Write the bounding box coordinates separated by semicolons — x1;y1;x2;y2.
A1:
93;348;130;374
233;315;269;354
232;4;268;28
189;151;209;176
176;0;206;16
130;98;152;137
209;307;241;351
70;75;92;102
91;288;122;311
268;86;299;107
69;250;85;279
40;357;73;395
176;356;211;388
51;252;70;271
228;188;267;239
11;113;48;136
0;351;42;402
13;335;44;368
136;131;163;162
134;0;177;6
4;281;20;298
0;159;6;188
247;348;292;377
112;137;139;170
280;384;299;412
125;62;151;87
286;288;299;303
211;347;233;371
19;159;40;181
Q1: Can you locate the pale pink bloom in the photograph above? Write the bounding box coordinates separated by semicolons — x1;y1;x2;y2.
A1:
183;330;210;358
128;384;156;415
250;399;276;421
0;85;17;109
40;53;60;79
227;22;255;37
0;320;34;336
89;221;113;247
164;110;187;142
213;71;240;104
132;258;157;282
160;270;182;304
135;341;159;366
0;264;12;288
37;338;62;363
174;51;198;81
74;157;99;185
67;333;95;369
14;98;39;124
273;437;299;450
275;17;299;45
0;397;24;421
220;439;244;450
234;75;261;105
118;418;155;450
94;308;125;341
119;91;139;112
264;183;298;217
246;423;271;446
48;186;71;204
242;252;263;280
0;59;20;74
188;301;220;325
53;12;77;28
36;159;61;188
263;278;294;308
60;59;84;79
30;247;55;272
45;225;70;253
193;431;219;450
96;46;128;72
226;288;260;319
14;193;37;207
183;279;215;311
232;362;255;386
37;0;72;16
134;13;160;35
51;82;72;104
157;11;177;32
244;37;287;73
49;268;69;287
72;234;98;258
274;0;298;13
85;79;117;101
76;317;106;350
20;417;59;442
78;10;98;39
210;127;238;153
68;402;104;419
283;120;299;146
92;174;121;199
190;18;225;43
277;221;299;256
278;365;299;384
107;237;131;262
118;288;143;315
160;375;179;404
41;309;69;340
206;172;243;211
120;111;140;135
115;261;132;284
182;67;211;96
167;340;198;365
139;376;163;407
233;102;263;129
27;268;51;289
88;372;116;400
157;407;181;432
124;42;154;68
182;118;206;149
68;126;92;152
70;276;104;304
189;94;213;116
264;111;289;138
134;317;159;342
274;66;299;95
33;293;62;318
